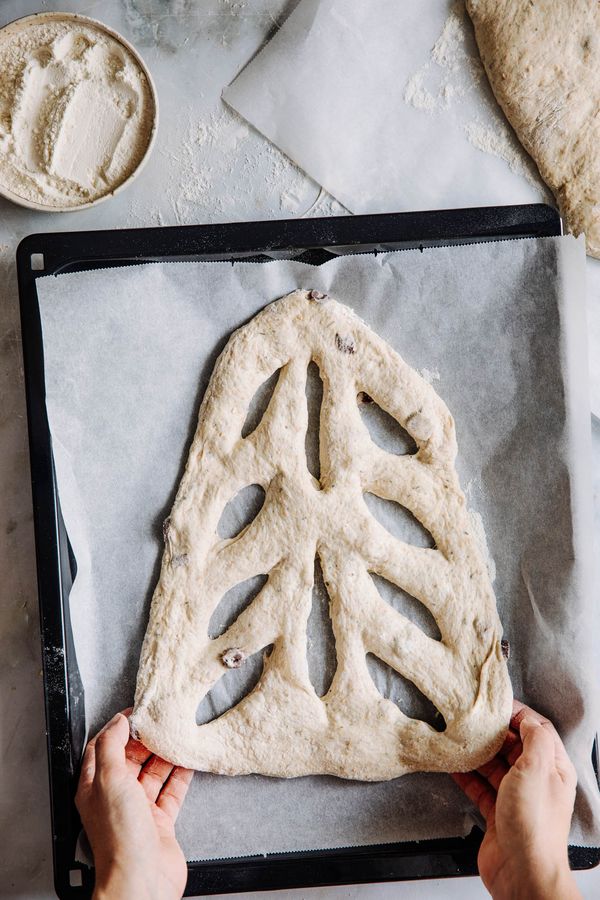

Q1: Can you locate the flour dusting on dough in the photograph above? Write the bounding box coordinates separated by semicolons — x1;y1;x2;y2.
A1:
468;508;496;584
419;367;441;384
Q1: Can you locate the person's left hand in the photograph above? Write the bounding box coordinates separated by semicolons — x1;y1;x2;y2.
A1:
75;709;194;900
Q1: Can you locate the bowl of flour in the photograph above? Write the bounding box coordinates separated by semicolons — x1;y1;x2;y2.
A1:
0;12;158;211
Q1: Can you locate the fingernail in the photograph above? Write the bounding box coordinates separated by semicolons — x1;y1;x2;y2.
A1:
101;712;123;731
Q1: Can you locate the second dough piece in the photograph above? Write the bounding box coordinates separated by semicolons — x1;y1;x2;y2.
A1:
467;0;600;258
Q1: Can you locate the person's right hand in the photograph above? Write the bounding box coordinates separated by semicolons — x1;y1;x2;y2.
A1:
452;700;582;900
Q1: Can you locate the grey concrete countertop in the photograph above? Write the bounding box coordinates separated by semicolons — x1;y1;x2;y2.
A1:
0;1;598;897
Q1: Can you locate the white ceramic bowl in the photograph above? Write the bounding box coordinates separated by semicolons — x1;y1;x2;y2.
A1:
0;11;159;212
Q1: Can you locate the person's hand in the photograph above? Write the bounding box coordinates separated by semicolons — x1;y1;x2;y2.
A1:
452;700;581;900
75;709;194;900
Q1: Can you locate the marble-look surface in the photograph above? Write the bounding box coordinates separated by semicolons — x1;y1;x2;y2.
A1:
0;1;598;898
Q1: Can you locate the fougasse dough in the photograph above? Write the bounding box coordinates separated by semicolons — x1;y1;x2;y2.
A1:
131;290;512;778
466;0;600;259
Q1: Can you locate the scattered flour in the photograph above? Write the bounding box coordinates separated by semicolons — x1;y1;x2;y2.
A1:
136;104;347;227
463;118;549;193
464;479;496;584
419;367;441;384
468;508;496;584
172;107;314;220
402;1;547;195
431;4;474;73
464;477;476;501
404;72;436;112
403;1;483;113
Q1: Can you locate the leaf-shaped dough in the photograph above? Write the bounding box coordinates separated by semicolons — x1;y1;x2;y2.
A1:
132;290;512;778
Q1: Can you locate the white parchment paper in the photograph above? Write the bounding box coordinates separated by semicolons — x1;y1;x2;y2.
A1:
36;236;600;860
587;259;600;421
223;0;547;217
223;0;600;420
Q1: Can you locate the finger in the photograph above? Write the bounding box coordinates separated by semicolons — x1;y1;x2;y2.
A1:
516;717;556;771
500;727;524;766
157;768;194;823
125;737;154;772
504;741;524;767
112;708;154;773
85;710;129;754
499;720;523;766
94;713;130;776
512;700;576;781
139;754;175;803
500;734;522;765
510;700;564;766
78;738;97;790
451;771;496;824
499;726;521;758
476;754;510;791
79;711;127;787
512;703;562;751
77;709;135;797
510;698;529;725
511;701;555;732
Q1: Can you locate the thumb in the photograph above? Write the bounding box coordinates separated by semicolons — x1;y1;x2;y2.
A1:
94;713;130;775
518;716;555;769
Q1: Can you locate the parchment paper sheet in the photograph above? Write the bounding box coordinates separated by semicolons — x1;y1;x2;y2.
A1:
223;0;546;217
587;259;600;420
36;236;600;860
223;0;600;420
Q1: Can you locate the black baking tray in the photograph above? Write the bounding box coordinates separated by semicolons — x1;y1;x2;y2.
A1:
16;205;600;899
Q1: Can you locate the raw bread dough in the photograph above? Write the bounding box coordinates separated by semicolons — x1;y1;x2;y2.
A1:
131;291;512;778
466;0;600;259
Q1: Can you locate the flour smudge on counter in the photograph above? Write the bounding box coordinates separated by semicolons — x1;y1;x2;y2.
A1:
134;104;346;226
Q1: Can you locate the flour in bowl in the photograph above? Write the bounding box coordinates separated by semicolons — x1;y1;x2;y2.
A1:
0;14;156;208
